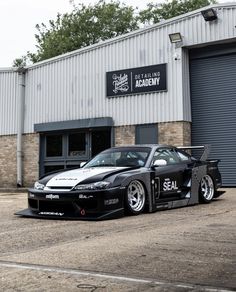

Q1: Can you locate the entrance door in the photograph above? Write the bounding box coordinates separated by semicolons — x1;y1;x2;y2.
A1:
40;128;111;176
91;130;111;157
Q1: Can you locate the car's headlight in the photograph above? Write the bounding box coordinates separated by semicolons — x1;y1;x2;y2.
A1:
74;181;111;190
34;181;45;190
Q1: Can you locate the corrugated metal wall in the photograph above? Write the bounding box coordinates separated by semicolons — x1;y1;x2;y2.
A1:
190;51;236;186
24;32;181;133
0;69;18;135
0;4;236;135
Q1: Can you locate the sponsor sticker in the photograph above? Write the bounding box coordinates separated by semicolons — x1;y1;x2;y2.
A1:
104;198;119;206
46;194;60;200
39;212;64;216
78;194;94;199
163;178;178;191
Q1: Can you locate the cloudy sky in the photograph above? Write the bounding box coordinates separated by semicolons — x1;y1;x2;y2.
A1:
0;0;233;67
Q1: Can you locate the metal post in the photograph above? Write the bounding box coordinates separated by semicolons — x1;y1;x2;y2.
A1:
16;69;26;187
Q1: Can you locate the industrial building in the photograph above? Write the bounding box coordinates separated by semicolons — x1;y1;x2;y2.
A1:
0;3;235;187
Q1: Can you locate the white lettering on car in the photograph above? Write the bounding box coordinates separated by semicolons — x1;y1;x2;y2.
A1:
39;212;64;216
163;178;178;191
45;194;59;200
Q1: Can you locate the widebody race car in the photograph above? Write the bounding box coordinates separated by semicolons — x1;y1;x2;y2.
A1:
16;144;224;220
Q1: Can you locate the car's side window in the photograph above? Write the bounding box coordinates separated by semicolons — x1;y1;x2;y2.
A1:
152;148;180;165
175;150;191;162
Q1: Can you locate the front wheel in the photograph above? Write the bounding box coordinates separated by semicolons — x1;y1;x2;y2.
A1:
125;180;146;215
199;175;215;203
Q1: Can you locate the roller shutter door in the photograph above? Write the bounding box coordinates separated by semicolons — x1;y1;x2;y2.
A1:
190;53;236;186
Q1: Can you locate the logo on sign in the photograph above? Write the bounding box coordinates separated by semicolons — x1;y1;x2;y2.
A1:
112;73;129;94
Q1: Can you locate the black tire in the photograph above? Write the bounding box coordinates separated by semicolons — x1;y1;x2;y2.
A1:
199;174;215;203
125;180;146;215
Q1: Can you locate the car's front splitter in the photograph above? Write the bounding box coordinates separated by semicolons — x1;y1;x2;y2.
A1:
15;207;124;220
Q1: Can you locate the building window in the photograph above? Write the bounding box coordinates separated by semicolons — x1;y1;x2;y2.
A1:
46;134;63;157
135;124;158;144
40;129;111;176
68;133;86;157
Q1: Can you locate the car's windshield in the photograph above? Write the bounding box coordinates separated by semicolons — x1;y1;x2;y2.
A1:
84;147;151;168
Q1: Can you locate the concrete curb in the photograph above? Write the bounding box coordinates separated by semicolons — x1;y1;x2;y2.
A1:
0;188;28;193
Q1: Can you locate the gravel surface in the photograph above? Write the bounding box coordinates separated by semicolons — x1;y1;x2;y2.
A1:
0;189;235;291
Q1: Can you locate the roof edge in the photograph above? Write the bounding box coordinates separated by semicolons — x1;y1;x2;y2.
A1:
0;68;15;73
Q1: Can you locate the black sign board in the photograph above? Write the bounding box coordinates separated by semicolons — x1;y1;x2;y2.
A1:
106;64;167;97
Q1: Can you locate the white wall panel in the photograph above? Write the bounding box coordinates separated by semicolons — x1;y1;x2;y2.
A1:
0;69;18;135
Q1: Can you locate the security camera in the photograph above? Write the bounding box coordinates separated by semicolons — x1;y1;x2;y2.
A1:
174;52;180;60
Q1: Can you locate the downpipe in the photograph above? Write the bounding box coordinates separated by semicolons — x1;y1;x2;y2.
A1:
16;69;26;187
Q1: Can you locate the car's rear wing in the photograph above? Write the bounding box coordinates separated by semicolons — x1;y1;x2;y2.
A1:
177;145;211;161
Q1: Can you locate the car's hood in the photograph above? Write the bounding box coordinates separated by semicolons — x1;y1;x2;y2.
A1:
44;167;128;188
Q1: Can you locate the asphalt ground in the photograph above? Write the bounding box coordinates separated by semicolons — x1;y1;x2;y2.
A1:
0;189;235;292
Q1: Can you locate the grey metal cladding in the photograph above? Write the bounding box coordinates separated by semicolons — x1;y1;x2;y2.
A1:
0;70;18;135
190;52;236;186
135;124;158;144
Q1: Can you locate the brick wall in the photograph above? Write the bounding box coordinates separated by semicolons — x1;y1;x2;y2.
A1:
115;126;135;146
0;135;17;187
114;122;191;147
0;133;39;187
22;133;39;187
158;121;191;146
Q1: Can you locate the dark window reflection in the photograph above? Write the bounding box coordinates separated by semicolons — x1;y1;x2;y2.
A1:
68;133;86;156
44;165;64;174
46;135;63;157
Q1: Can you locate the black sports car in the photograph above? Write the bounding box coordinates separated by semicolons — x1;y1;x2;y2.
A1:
16;144;224;220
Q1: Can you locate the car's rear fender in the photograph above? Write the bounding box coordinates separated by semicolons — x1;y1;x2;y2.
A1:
206;159;222;190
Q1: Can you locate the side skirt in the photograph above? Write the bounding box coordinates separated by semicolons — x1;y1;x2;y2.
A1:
155;199;190;211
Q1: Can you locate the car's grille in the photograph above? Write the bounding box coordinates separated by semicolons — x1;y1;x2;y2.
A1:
39;201;75;213
76;199;97;210
28;198;38;209
45;186;73;191
37;199;98;213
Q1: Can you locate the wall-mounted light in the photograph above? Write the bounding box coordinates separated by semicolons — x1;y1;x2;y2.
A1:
169;32;182;43
201;8;217;21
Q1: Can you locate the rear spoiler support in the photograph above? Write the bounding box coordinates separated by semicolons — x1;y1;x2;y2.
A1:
177;145;211;161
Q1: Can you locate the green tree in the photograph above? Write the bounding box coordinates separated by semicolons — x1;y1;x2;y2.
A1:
14;0;138;65
13;0;217;66
138;0;217;25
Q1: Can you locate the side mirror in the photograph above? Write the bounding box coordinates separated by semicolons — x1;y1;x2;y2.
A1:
80;162;86;168
152;159;167;167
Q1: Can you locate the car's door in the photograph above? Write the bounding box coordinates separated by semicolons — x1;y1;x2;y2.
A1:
152;148;189;201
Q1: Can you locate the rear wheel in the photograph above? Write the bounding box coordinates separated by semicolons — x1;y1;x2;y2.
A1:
125;180;146;215
199;175;215;203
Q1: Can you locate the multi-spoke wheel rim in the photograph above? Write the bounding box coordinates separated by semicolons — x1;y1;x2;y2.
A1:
201;175;214;201
127;180;145;212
